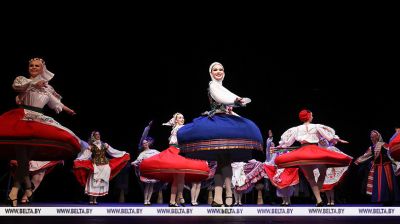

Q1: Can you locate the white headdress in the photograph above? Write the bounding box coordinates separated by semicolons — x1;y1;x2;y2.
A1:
29;58;55;81
209;62;224;84
162;112;182;127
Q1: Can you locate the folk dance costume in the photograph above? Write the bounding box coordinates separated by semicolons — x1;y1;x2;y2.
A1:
177;62;263;163
355;130;400;203
0;61;81;160
140;115;210;183
133;149;160;183
275;125;352;168
275;110;352;206
264;150;299;206
313;138;351;192
10;160;63;177
177;62;263;206
73;134;130;201
234;160;268;193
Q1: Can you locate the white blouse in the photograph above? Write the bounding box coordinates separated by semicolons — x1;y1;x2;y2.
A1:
75;141;127;161
209;81;239;105
132;149;160;165
169;124;184;145
13;76;64;113
278;123;339;148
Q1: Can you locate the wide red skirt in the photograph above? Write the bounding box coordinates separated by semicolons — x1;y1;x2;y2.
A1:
73;154;131;186
389;134;400;161
275;145;352;168
0;109;81;160
140;146;210;183
264;164;299;189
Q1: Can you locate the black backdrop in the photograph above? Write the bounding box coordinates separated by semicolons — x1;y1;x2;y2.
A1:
0;10;398;204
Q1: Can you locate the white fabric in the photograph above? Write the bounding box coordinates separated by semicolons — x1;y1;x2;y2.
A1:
85;164;110;196
132;149;160;165
169;124;184;145
162;112;182;127
231;162;246;187
208;62;251;107
39;63;55;82
278;124;339;148
78;142;126;196
313;144;351;185
209;81;240;105
13;76;64;113
29;161;51;172
75;142;126;161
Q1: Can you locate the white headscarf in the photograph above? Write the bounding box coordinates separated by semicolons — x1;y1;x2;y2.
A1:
29;58;55;82
162;112;182;127
209;62;224;84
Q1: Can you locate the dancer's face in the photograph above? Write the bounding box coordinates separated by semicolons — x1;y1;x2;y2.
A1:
28;60;44;78
142;140;149;149
175;114;185;125
94;132;101;140
211;64;224;81
370;131;379;144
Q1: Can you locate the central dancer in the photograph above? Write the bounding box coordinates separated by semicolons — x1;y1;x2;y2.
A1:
177;62;263;207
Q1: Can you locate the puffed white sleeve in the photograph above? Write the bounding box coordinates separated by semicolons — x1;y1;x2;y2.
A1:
316;124;338;141
209;81;239;105
12;76;32;92
47;93;64;113
278;127;297;148
105;143;127;158
131;152;144;166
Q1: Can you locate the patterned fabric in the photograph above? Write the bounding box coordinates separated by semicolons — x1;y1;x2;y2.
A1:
178;114;263;162
0;108;81;160
275;145;352;168
91;143;109;166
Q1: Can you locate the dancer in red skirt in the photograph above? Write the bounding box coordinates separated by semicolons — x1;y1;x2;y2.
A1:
9;160;63;204
275;109;352;206
0;58;82;206
140;113;210;207
73;131;130;205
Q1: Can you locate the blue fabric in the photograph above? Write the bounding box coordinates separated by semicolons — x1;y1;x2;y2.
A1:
177;114;263;161
178;114;263;143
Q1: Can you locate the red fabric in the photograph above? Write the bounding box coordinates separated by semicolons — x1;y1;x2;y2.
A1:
73;154;130;186
275;145;352;168
0;109;81;160
73;160;94;186
320;167;349;192
298;109;312;122
389;134;400;161
264;164;299;189
140;146;210;183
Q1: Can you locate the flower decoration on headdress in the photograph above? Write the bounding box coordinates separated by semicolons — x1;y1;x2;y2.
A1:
299;109;312;122
28;57;55;81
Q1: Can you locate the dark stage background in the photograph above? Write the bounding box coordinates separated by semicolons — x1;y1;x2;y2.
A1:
0;11;398;205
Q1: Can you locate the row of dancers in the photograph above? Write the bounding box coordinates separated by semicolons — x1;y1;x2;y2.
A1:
1;58;400;207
